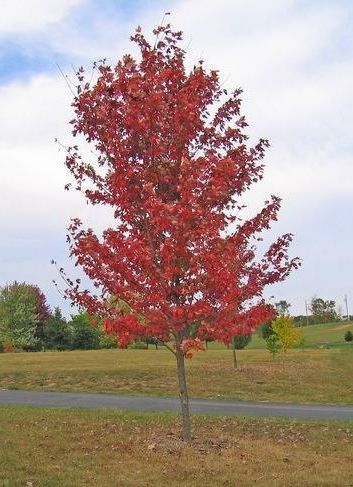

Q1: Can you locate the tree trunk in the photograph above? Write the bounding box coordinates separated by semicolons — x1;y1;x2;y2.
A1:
176;349;192;441
232;346;237;369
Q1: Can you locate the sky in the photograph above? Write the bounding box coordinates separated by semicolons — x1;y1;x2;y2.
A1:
0;0;352;317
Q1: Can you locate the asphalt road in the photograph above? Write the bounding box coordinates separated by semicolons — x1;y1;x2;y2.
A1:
0;390;353;420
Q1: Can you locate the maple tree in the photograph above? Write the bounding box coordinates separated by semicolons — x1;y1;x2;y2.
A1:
62;22;300;440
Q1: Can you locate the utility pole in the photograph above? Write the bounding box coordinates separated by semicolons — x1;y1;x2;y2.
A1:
344;294;349;321
305;300;309;326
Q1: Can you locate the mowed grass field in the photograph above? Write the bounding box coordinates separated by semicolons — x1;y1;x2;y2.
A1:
0;321;352;404
1;322;353;486
1;407;353;487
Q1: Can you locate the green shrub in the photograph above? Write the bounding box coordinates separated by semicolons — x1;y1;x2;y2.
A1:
230;334;252;369
232;334;252;350
344;330;353;342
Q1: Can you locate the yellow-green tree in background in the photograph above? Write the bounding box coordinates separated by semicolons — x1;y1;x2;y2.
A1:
271;315;302;352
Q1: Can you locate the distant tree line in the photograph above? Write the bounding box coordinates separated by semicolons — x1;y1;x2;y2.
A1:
294;296;341;326
274;297;343;326
0;283;349;353
0;282;118;352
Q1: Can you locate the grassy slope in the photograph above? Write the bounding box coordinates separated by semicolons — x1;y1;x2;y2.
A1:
1;346;352;404
208;320;353;349
1;407;353;487
295;321;353;347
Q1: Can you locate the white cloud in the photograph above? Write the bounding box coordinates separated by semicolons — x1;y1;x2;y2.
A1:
0;0;84;33
0;74;112;235
0;75;72;145
0;75;75;233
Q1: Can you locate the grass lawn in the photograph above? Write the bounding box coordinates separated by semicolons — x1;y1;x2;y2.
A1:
1;407;353;486
0;346;352;404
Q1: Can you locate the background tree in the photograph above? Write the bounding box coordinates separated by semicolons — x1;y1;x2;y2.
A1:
275;300;291;315
144;336;159;350
44;307;70;350
29;284;51;348
310;297;339;323
62;23;299;440
231;333;251;369
266;334;280;359
293;315;309;326
69;312;100;350
98;325;118;349
261;319;275;339
271;315;301;352
0;282;50;350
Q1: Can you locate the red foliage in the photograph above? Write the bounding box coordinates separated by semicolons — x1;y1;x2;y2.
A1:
3;340;15;353
63;24;300;354
29;285;51;323
180;338;206;359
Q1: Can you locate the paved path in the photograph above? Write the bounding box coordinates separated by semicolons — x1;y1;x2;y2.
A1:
0;390;353;420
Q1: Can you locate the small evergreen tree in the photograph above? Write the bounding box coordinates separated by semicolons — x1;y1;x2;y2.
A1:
44;307;70;350
266;334;281;358
261;320;274;339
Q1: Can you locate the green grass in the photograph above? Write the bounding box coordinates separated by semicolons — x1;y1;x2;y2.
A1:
1;346;353;404
1;406;353;486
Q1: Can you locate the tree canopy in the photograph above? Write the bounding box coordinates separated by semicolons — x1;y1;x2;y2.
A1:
0;282;50;350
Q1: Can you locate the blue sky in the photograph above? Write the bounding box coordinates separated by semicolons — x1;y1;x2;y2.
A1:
0;0;352;317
